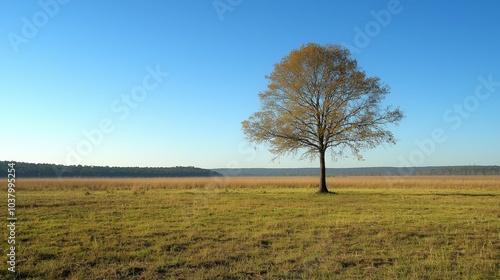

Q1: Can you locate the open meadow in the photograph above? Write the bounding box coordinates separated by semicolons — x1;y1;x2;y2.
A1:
5;176;500;279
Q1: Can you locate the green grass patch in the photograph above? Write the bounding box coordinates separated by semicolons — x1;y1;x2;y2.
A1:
4;177;500;279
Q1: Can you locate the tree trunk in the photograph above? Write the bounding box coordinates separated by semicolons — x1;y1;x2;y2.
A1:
318;150;329;193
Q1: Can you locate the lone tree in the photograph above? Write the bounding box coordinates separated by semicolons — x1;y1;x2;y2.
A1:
242;43;403;193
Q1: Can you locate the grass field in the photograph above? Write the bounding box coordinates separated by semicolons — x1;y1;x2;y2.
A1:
5;176;500;279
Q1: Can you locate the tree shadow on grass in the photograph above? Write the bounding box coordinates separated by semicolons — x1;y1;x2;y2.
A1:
316;191;338;195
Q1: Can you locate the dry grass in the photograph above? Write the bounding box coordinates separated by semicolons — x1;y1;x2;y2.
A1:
5;176;500;279
17;175;500;191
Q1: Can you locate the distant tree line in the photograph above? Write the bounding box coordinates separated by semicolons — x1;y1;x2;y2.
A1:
214;166;500;177
414;166;500;176
1;161;221;178
2;161;498;178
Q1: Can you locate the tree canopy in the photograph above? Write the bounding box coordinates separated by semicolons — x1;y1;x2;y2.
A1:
242;43;404;193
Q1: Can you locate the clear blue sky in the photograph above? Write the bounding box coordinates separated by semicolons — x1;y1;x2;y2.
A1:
1;0;499;169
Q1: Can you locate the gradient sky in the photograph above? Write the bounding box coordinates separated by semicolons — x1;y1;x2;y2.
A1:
1;0;499;169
